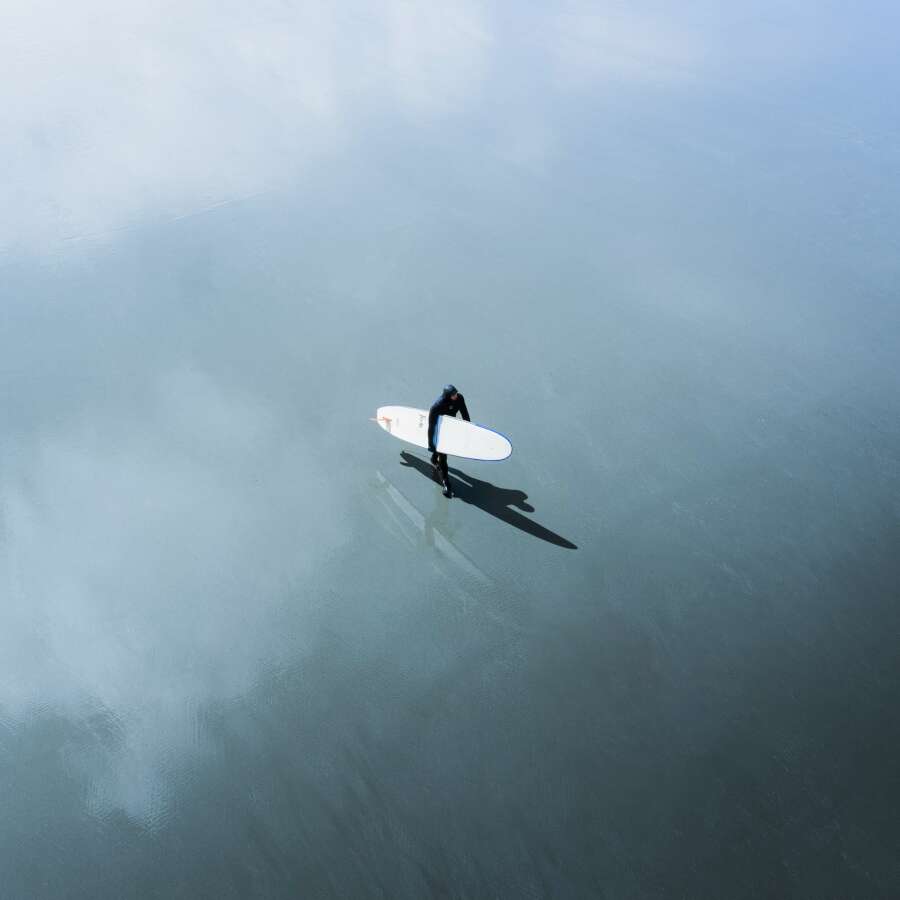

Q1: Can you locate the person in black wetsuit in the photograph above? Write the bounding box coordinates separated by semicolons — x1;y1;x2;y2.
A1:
428;384;470;498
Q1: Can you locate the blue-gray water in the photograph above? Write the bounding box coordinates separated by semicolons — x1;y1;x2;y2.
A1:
2;3;899;897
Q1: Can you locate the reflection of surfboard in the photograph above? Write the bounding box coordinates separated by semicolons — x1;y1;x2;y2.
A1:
374;406;512;461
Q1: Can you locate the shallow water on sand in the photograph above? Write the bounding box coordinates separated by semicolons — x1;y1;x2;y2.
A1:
2;3;900;897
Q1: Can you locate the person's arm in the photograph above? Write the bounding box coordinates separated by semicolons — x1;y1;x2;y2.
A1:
427;406;439;452
457;395;470;422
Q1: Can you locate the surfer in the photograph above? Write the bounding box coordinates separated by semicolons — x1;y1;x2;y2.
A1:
428;384;470;498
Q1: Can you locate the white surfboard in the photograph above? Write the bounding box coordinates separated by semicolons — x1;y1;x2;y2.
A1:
374;406;512;461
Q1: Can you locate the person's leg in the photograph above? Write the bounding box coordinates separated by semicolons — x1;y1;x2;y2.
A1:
438;454;452;497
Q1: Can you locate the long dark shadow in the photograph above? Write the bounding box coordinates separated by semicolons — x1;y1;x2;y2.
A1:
399;451;578;550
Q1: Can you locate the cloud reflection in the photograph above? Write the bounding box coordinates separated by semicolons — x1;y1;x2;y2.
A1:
0;367;342;820
2;0;874;255
1;0;893;832
0;0;493;252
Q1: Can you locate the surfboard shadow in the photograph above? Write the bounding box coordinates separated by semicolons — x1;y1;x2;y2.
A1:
399;451;577;550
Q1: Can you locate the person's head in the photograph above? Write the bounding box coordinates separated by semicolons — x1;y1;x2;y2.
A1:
443;384;459;400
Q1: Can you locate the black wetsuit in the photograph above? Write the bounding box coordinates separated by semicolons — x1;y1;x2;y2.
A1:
428;392;470;483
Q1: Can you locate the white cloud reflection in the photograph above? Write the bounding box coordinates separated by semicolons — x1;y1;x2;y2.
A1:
0;0;888;827
2;0;867;254
549;3;703;87
1;0;493;252
0;367;341;820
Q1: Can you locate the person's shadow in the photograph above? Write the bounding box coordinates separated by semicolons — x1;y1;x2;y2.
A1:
399;451;577;549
